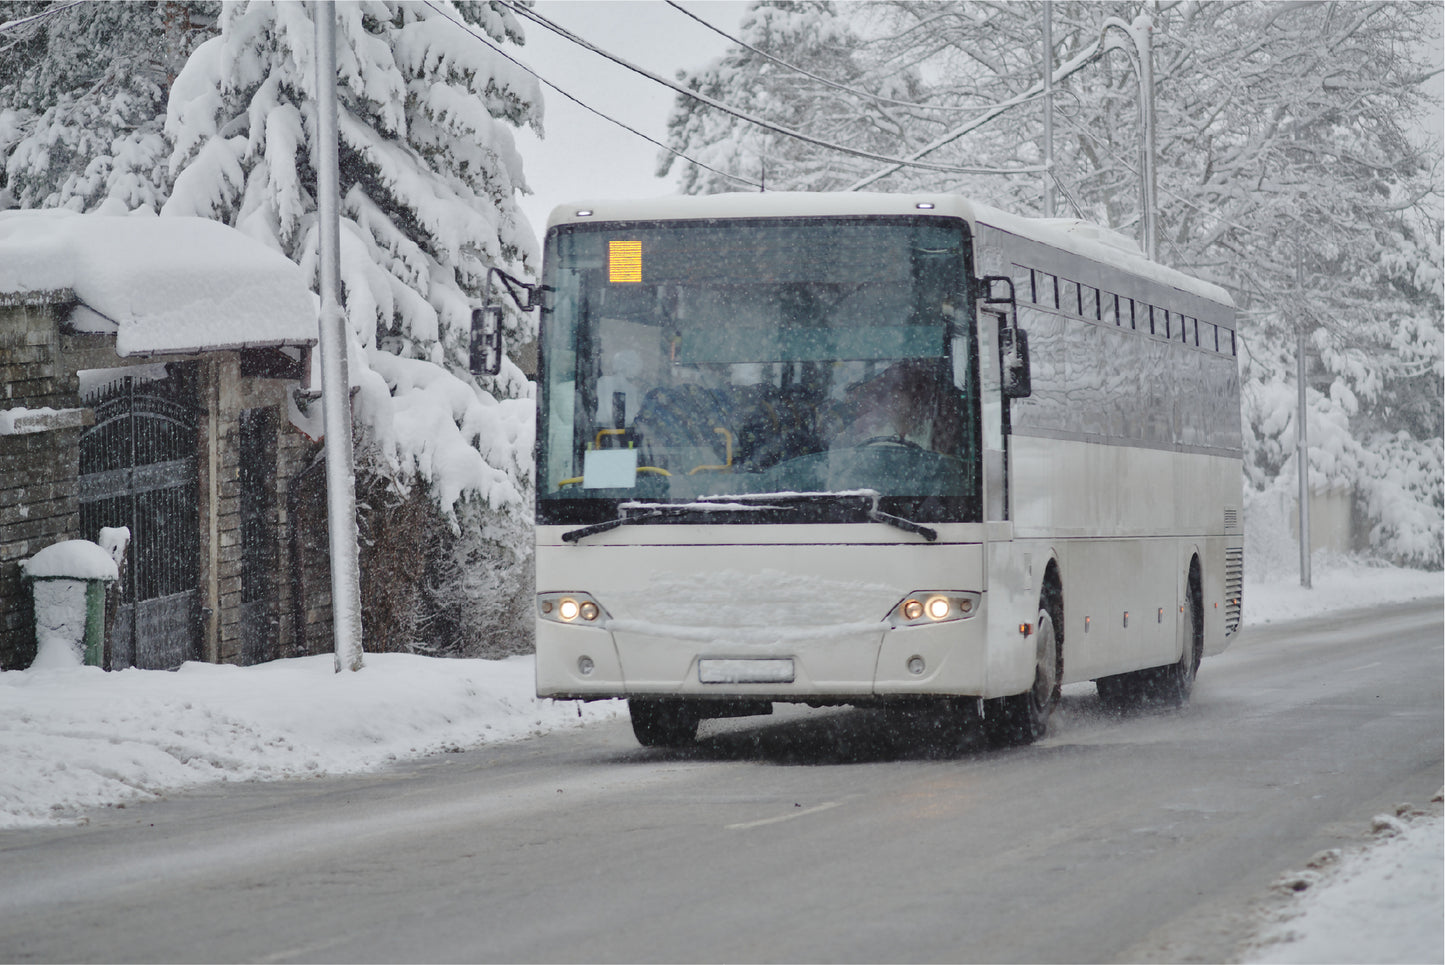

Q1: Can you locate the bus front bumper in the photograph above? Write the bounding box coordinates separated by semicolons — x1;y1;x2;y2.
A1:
535;612;992;703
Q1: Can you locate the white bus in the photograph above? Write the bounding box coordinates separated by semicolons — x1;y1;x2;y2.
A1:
476;192;1243;748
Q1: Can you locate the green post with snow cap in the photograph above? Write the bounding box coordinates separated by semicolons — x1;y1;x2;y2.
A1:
20;540;119;670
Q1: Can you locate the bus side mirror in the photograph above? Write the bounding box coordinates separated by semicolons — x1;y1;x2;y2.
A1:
1001;326;1032;399
981;275;1015;305
470;305;504;376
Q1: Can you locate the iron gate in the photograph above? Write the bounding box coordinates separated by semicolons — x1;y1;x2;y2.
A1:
79;365;201;669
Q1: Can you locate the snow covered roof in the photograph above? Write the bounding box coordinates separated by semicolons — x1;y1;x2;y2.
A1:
0;210;317;357
545;191;1234;307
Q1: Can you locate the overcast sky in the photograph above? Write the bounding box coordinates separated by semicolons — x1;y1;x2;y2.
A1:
512;1;749;240
507;2;1443;245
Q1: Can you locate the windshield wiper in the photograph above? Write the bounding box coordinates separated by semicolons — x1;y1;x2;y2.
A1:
560;500;776;543
560;491;937;543
716;491;938;542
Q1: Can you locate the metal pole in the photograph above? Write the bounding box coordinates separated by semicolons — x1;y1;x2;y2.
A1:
1100;15;1159;262
1042;1;1055;219
1296;274;1312;589
315;1;365;671
1137;13;1158;262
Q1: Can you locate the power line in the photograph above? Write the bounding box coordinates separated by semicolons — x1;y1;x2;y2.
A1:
848;38;1107;191
664;0;1051;117
496;0;1045;178
420;1;761;191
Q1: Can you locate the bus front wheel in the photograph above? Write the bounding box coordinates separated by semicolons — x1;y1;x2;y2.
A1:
629;698;700;747
984;599;1060;747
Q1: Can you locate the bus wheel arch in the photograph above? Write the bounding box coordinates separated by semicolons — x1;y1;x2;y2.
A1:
984;563;1063;746
1163;554;1205;702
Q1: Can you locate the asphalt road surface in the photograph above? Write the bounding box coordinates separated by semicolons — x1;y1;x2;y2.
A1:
1;599;1440;963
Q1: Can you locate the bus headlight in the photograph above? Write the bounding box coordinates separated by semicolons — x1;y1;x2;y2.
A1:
539;592;609;624
888;592;981;628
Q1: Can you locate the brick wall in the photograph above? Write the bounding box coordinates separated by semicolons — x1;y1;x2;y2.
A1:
1;297;331;670
0;297;85;669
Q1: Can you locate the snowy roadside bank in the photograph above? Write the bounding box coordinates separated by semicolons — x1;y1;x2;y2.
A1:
1240;801;1444;964
0;653;623;831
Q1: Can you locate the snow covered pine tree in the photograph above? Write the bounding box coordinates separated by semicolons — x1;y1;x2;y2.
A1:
0;1;215;212
161;0;545;654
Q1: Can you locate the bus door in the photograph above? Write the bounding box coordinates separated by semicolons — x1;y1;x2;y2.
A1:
978;306;1008;522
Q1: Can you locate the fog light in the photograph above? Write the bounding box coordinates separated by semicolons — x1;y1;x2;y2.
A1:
902;599;924;621
926;596;950;620
907;655;926;675
558;598;580;622
579;601;600;622
577;655;595;675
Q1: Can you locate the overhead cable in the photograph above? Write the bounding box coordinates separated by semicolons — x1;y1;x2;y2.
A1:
848;39;1106;190
496;0;1045;178
664;0;1050;117
421;1;761;191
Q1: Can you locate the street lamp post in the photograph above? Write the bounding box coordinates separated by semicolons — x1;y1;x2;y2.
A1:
315;2;365;672
1100;15;1158;262
1042;1;1055;219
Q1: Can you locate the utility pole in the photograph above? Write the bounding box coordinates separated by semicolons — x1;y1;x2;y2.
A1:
1041;1;1056;219
1296;256;1312;589
315;1;365;671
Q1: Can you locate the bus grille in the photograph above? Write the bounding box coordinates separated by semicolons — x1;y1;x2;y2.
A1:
1224;546;1244;635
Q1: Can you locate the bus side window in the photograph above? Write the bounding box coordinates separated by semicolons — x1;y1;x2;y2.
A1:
1060;278;1080;316
1102;292;1118;325
1081;285;1100;319
1014;266;1033;304
1034;270;1057;310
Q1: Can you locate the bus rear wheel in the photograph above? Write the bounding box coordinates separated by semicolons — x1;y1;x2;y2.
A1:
984;600;1060;747
629;698;699;747
1097;564;1203;710
1155;566;1203;705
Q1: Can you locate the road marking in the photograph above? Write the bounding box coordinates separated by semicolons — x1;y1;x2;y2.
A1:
1344;661;1383;672
726;801;841;830
255;936;350;963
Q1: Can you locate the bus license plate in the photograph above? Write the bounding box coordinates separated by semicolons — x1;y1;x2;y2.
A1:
698;658;795;685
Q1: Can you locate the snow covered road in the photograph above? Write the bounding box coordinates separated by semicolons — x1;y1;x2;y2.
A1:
0;593;1438;963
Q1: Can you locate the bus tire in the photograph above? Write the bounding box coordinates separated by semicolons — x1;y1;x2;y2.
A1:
1155;562;1204;706
985;591;1061;747
629;698;699;747
1097;561;1203;710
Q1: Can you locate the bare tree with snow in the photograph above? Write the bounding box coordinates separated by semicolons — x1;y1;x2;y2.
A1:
663;0;1443;568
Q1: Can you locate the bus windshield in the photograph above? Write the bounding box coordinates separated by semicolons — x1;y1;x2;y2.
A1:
537;217;980;525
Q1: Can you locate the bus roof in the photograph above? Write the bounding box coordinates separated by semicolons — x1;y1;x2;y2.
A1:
545;191;1233;307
